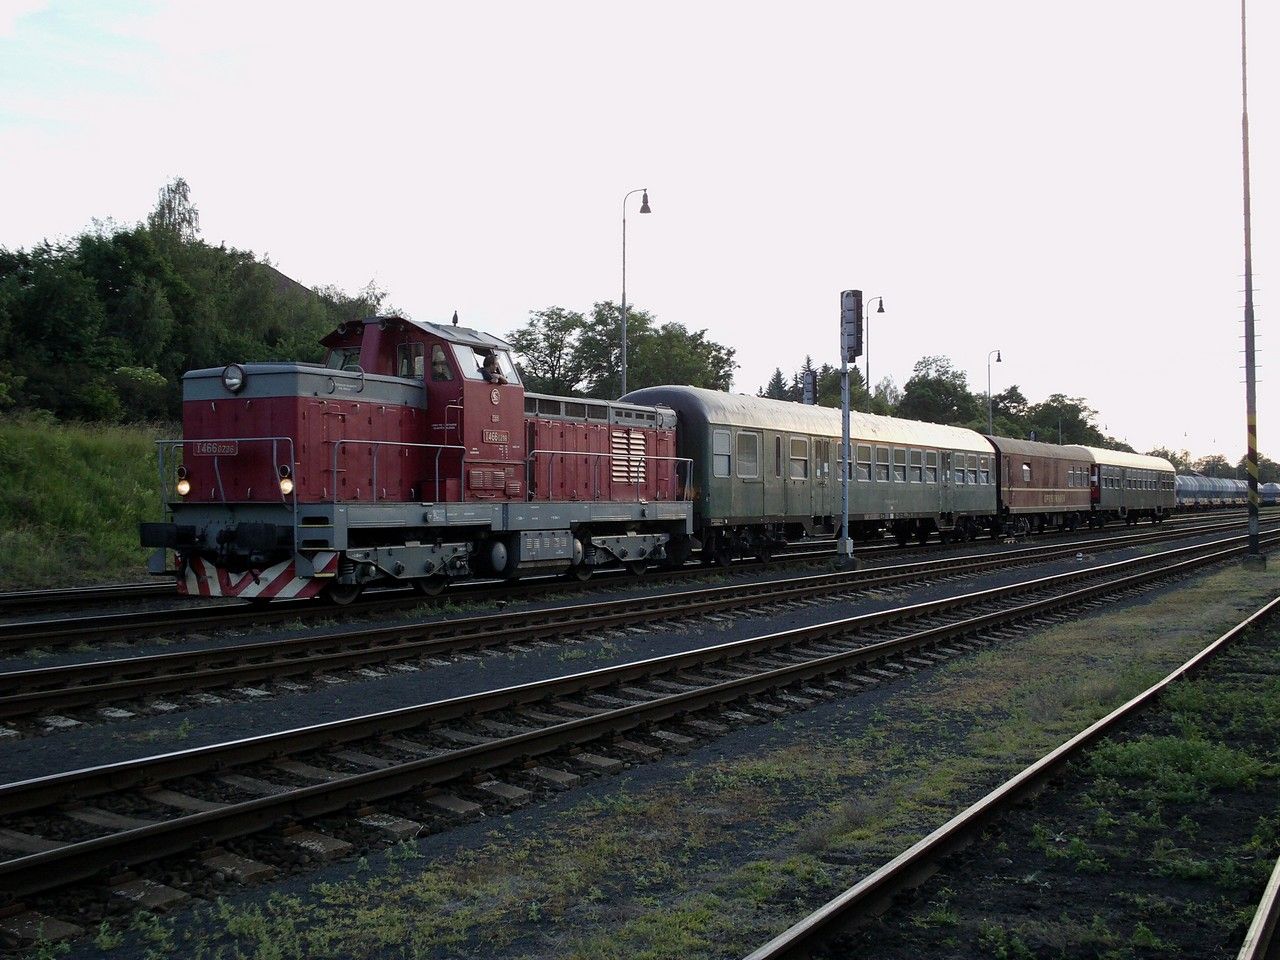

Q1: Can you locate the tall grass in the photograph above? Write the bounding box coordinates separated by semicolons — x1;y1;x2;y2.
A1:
0;412;173;589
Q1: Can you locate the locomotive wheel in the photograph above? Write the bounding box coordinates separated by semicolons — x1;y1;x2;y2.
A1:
712;547;733;568
571;564;594;582
412;576;447;597
755;546;774;563
626;561;649;577
325;583;363;606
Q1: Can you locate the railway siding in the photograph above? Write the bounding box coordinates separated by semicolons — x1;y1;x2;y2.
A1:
820;600;1280;960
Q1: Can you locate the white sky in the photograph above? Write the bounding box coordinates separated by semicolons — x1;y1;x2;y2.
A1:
1;1;1274;461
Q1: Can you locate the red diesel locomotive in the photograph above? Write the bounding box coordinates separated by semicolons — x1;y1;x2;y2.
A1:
141;316;694;603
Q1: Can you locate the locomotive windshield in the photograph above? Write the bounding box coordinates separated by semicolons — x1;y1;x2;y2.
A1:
325;346;362;371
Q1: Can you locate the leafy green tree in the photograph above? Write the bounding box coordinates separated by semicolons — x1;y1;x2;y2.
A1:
1025;394;1107;446
896;356;978;425
1147;446;1191;472
507;307;587;394
871;376;900;415
1193;454;1232;477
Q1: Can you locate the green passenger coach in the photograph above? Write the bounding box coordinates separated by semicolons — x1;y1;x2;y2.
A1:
623;386;999;562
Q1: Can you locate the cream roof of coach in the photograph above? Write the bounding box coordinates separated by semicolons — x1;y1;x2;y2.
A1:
1078;446;1176;473
622;385;992;451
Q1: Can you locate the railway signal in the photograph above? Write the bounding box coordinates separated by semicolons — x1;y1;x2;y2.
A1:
839;290;864;566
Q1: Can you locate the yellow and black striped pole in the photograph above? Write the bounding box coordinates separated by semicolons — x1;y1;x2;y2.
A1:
1241;0;1265;569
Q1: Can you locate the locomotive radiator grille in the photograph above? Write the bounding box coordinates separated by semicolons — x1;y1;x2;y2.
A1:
611;429;647;484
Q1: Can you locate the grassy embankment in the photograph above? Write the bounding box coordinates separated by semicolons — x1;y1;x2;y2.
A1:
0;413;169;590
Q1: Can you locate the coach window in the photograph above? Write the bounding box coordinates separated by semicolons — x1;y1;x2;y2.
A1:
908;449;923;483
966;453;979;485
856;444;872;481
775;436;783;478
893;448;907;482
925;450;939;483
737;432;760;479
1022;462;1032;483
713;430;731;478
954;453;967;484
875;446;891;482
790;437;810;480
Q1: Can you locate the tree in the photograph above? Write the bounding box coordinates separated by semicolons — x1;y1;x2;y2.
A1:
1148;446;1191;472
1236;452;1278;484
573;301;735;398
896;356;978;425
1025;394;1107;446
871;376;901;415
146;177;200;250
507;306;587;394
760;368;788;399
1193;454;1232;478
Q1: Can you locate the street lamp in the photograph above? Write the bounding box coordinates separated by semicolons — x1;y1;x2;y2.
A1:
863;297;885;411
987;349;1002;435
620;187;651;397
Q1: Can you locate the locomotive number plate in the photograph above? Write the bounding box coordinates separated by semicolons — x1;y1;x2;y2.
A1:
192;440;238;456
483;430;510;444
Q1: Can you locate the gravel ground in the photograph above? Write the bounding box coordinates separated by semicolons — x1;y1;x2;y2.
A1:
27;551;1278;959
0;529;1224;783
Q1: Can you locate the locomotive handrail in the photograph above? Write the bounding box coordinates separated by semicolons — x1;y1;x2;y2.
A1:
328;438;467;505
156;436;299;553
525;449;693;503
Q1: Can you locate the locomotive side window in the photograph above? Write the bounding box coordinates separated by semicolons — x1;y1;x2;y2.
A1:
737;432;760;479
875;446;890;482
451;343;521;384
789;437;809;480
713;430;731;478
1022;463;1032;483
856;444;872;481
430;345;454;381
396;343;425;379
326;346;362;370
925;450;939;483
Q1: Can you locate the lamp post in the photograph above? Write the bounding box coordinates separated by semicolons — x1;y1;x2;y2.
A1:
620;187;651;397
863;297;885;411
986;349;1002;435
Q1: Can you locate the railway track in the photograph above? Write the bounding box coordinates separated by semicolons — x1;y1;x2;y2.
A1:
744;591;1280;960
0;529;1270;934
0;520;1274;727
0;507;1264;620
0;514;1263;650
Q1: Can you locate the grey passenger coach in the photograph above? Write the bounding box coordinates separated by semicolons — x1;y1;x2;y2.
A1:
623;386;998;562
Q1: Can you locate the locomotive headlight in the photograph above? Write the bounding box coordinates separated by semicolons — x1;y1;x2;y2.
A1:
221;363;246;393
278;465;294;496
175;466;191;497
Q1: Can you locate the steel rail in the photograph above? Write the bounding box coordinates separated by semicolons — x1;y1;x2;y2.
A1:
744;593;1280;960
0;520;1271;721
0;533;1270;899
0;512;1260;640
1239;851;1280;960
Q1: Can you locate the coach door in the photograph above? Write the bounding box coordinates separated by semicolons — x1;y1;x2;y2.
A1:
940;451;955;517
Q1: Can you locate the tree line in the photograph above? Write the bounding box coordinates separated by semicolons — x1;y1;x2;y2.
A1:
0;179;383;422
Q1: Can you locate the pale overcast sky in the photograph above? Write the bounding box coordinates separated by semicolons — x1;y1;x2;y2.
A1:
1;1;1274;461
